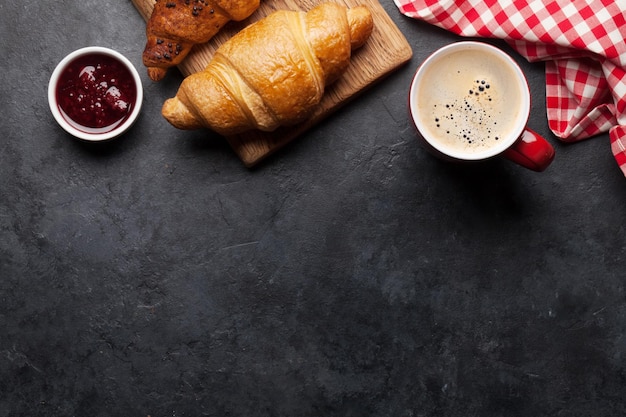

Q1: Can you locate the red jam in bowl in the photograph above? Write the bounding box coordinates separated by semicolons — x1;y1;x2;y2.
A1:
55;53;137;134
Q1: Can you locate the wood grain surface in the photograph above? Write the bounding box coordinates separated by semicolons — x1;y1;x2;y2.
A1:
132;0;412;166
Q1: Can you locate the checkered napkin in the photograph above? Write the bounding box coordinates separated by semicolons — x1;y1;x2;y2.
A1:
394;0;626;176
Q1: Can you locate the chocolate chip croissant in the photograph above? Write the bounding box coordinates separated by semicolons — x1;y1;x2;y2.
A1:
161;3;374;135
142;0;260;81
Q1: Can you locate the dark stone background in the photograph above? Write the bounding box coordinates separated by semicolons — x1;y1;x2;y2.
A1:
2;1;625;416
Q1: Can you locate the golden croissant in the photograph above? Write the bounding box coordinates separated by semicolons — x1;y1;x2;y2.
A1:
142;0;260;81
161;3;374;135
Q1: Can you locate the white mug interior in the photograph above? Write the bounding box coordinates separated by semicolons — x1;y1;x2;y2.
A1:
409;41;531;161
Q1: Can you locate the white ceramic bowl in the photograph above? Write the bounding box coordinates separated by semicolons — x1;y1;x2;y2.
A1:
48;46;143;141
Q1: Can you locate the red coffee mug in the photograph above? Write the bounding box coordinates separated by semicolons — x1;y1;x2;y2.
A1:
409;41;554;172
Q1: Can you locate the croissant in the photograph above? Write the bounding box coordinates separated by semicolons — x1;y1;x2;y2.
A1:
161;3;374;135
142;0;260;81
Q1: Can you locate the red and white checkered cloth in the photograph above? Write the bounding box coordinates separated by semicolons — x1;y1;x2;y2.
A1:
394;0;626;176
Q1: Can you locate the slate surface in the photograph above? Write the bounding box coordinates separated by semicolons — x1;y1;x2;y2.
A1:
1;1;626;416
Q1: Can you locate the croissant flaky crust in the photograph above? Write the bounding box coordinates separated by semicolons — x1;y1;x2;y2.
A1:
161;3;374;135
142;0;260;81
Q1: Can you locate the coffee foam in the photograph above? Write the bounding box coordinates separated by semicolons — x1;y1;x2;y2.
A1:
413;47;525;157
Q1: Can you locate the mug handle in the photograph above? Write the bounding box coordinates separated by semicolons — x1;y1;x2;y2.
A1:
502;129;555;172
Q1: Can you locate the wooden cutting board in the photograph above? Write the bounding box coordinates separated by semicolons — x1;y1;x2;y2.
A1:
132;0;412;167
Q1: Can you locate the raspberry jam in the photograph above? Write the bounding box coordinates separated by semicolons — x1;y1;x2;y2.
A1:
55;53;137;134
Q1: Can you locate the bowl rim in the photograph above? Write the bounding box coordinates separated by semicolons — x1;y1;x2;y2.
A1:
48;46;144;142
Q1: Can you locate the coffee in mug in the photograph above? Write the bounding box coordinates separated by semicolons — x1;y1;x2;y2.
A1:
409;41;554;171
